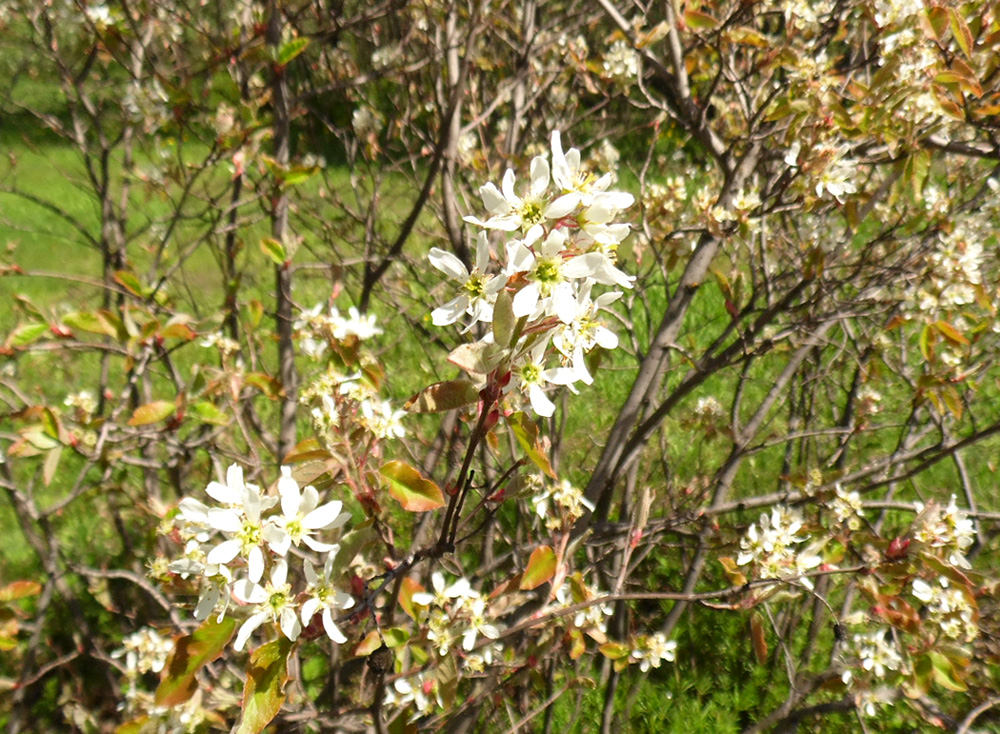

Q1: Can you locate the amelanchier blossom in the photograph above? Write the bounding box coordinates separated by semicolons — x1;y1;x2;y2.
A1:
429;130;635;417
166;464;355;652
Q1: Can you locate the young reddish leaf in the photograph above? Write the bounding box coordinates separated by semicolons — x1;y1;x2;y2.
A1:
750;611;768;664
155;617;236;707
127;401;176;427
42;445;62;486
115;717;151;734
353;629;382;657
520;546;556;590
925;6;950;40
404;380;481;413
0;580;41;602
934;320;969;346
399;577;425;620
235;636;294;734
159;322;196;341
948;8;974;59
718;557;747;586
380;461;445;512
505;412;556;479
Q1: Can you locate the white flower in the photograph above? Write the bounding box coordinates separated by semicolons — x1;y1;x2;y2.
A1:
301;548;355;644
411;571;474;609
261;467;350;556
631;632;677;672
429;232;505;328
461;596;501;651
232;559;301;651
204;465;277;584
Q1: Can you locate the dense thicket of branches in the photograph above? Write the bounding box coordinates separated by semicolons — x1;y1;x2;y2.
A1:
2;0;1000;732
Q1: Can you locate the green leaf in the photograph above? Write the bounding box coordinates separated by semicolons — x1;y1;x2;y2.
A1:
684;9;718;30
277;37;310;65
381;461;445;512
127;401;176;427
245;372;283;399
928;651;967;692
7;322;48;348
114;270;144;297
282;165;318;187
492;289;515;347
155;617;236;707
404;380;480;413
330;521;376;578
926;6;950;40
62;311;117;337
598;641;630;660
447;341;506;375
260;238;286;266
236;636;294;734
190;401;228;426
505;412;556;479
520;546;556;590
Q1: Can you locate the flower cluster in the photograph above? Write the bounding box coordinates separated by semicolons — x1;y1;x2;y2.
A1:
830;485;865;531
302;367;406;441
113;627;174;677
413;572;502;657
913;495;975;569
429;131;635;417
852;628;906;679
736;506;822;587
168;464;355;651
531;477;595;531
630;632;678;672
911;577;978;642
294;302;382;360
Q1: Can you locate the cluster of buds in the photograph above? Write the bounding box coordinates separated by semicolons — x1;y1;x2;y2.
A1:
167;464;355;651
428;131;634;417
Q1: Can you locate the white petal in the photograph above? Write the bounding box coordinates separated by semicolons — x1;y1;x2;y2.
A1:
271;558;289;587
206;539;241;566
529;156;550;196
512;285;539;318
178;497;210;524
302;536;339;553
432;295;470;326
234;612;267;652
207;508;241;533
234;579;267;604
501;169;520;206
529;384;555;417
479;182;508;215
281;607;302;641
300;485;320;514
428;247;469;281
247;546;265;583
474;232;491;272
544;192;580;219
206;480;238;505
279;472;301;519
301;597;320;625
594;326;619;350
303;500;344;530
322;608;347;644
194;586;221;621
263;524;291;556
303;559;318;586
